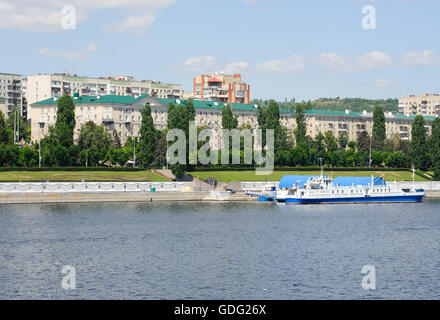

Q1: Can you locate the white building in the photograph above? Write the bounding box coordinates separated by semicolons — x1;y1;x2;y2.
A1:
0;72;24;118
25;73;183;111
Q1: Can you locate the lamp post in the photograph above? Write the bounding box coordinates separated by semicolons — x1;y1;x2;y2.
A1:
166;139;169;170
369;133;372;168
133;132;136;168
39;128;44;168
38;139;41;168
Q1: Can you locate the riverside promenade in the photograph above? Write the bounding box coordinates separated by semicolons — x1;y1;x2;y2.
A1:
0;180;439;204
0;181;249;204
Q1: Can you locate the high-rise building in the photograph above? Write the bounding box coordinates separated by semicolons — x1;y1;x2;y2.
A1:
192;73;250;104
398;94;440;116
25;73;183;109
0;72;24;118
0;97;6;117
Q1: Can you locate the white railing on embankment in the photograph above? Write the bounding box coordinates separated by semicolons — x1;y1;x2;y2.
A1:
0;182;194;194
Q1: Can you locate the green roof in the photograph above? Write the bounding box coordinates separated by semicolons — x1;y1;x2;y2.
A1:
30;94;437;122
392;113;436;121
305;109;362;117
155;98;279;112
32;94;149;106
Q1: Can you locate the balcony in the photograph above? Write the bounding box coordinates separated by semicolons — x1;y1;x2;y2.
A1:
8;86;21;92
102;117;114;124
236;90;245;98
399;126;409;132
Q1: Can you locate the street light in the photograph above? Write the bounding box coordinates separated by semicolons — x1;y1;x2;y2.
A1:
369;133;372;168
166;139;169;170
133;132;136;168
39;127;44;168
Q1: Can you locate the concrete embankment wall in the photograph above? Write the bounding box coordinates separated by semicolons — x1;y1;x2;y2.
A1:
1;180;439;203
0;192;246;204
0;181;252;204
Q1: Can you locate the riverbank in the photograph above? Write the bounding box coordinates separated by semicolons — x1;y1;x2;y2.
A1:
0;191;252;204
0;190;439;204
1;180;439;204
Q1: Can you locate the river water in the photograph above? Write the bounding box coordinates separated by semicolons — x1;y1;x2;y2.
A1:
0;201;439;299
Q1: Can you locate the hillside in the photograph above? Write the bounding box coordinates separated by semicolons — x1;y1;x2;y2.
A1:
312;98;398;112
251;98;398;113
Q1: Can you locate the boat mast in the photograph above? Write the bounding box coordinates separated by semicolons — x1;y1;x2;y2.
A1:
319;157;323;179
412;165;415;190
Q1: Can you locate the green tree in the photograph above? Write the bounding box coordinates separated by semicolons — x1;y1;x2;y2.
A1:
0;144;19;166
257;105;266;147
263;101;292;161
0;111;12;145
6;106;29;143
265;100;280;130
338;132;349;150
18;146;38;167
39;126;57;166
55;94;76;148
324;131;338;153
357;131;370;154
221;104;238;130
112;130;122;149
294;103;307;146
411;115;427;170
78;121;112;167
139;103;157;168
152;130;168;168
372;106;386;150
430;117;440;180
167;101;195;178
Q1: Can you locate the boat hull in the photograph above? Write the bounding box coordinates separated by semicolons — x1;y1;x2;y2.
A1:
282;194;424;204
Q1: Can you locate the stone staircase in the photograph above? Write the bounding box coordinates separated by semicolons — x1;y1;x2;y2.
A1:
152;169;176;181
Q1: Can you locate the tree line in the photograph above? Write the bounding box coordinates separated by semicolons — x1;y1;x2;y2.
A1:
0;94;439;180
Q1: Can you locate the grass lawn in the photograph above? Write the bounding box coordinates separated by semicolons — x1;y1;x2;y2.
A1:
189;170;428;183
0;171;170;182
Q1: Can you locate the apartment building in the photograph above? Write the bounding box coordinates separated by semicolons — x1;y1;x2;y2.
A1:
25;73;183;108
0;72;24;118
398;94;440;116
0;97;6;117
30;95;436;147
192;73;250;104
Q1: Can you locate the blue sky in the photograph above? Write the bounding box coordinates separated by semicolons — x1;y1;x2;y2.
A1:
1;0;439;101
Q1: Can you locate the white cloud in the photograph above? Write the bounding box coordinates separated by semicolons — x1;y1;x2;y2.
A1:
402;50;440;66
373;78;394;88
177;56;217;72
358;51;392;69
108;13;156;34
317;51;392;73
316;53;352;73
221;62;251;74
256;54;307;72
36;43;99;61
0;0;180;33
